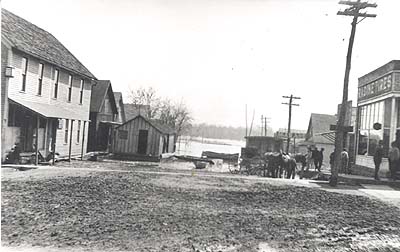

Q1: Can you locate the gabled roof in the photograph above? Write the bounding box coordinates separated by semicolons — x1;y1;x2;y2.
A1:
124;103;150;121
1;9;96;79
306;113;337;144
90;80;118;113
117;114;176;135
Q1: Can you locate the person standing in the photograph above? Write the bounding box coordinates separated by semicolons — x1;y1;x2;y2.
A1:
388;142;400;181
306;147;313;171
373;141;384;180
317;148;324;172
329;150;335;171
341;148;349;174
312;147;319;171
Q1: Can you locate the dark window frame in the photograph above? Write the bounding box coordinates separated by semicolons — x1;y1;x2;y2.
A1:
64;119;69;144
79;79;84;104
21;57;28;92
68;74;73;102
53;69;59;98
38;63;44;95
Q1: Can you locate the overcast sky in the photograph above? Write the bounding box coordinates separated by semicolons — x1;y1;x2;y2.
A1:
3;0;400;132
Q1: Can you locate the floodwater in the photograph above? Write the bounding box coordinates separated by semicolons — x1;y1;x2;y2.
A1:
175;136;245;157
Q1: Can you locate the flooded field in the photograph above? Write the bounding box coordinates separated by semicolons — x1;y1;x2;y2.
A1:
175;136;245;157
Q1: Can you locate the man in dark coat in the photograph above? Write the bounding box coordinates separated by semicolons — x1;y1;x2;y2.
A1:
373;141;384;180
312;147;319;171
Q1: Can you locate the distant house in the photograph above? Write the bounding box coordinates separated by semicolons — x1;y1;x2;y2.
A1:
301;113;337;165
87;80;119;152
274;128;306;153
114;92;126;123
1;9;96;162
113;115;176;160
244;136;284;156
124;103;150;121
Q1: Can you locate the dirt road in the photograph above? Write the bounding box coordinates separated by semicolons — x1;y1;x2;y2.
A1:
2;162;400;251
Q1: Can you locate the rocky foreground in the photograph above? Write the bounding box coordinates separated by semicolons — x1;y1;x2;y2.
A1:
1;166;400;252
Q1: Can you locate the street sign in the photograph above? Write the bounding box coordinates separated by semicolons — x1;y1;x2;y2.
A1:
329;124;353;132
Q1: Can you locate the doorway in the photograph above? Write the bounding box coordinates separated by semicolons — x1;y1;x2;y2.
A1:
137;130;148;155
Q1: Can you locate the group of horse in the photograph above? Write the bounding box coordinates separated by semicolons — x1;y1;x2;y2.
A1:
263;152;307;179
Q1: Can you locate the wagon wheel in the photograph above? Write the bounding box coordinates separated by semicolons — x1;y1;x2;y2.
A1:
228;163;240;174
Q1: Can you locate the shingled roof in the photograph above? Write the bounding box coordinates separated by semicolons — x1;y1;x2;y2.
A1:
1;9;96;79
90;80;117;113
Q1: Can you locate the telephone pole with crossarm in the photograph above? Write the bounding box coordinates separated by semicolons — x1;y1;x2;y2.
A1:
282;95;300;154
331;0;377;186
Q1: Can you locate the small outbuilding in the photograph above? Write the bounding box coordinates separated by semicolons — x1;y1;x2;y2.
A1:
112;115;176;160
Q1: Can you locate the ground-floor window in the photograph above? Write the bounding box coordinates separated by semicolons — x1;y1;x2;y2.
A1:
77;120;81;143
64;119;69;144
8;104;24;127
357;99;389;157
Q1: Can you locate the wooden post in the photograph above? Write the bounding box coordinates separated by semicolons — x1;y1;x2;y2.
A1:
81;121;86;160
35;115;39;165
52;119;57;166
68;120;74;162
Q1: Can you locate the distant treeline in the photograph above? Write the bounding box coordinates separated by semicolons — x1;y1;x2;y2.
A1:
187;123;274;141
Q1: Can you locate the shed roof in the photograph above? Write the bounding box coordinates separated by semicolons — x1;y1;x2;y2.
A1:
10;98;88;121
1;9;96;79
124;104;150;120
90;80;118;113
117;115;176;135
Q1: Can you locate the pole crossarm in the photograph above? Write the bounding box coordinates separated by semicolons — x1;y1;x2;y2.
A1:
337;11;376;17
338;1;377;8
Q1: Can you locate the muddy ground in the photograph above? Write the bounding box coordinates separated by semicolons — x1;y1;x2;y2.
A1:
2;161;400;251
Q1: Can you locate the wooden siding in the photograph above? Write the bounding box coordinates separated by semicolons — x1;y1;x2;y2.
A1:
4;50;91;159
8;51;92;120
113;116;162;156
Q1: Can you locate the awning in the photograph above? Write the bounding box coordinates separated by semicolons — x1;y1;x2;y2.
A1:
10;98;89;121
315;131;336;144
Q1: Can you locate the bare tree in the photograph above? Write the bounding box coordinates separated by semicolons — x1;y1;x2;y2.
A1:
128;87;193;136
128;86;160;119
158;99;193;137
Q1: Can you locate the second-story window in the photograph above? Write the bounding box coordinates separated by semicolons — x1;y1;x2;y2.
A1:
53;69;59;98
67;75;73;102
79;79;84;104
21;57;28;92
38;63;44;95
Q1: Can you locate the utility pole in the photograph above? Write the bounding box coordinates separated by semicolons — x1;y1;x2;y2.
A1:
261;115;270;136
331;0;377;187
261;115;264;136
264;116;270;136
282;95;300;154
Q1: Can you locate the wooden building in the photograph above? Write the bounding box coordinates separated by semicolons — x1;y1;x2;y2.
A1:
1;9;96;162
113;115;176;159
87;80;119;152
354;60;400;177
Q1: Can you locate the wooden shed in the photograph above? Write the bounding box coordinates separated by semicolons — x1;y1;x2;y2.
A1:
112;115;176;159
